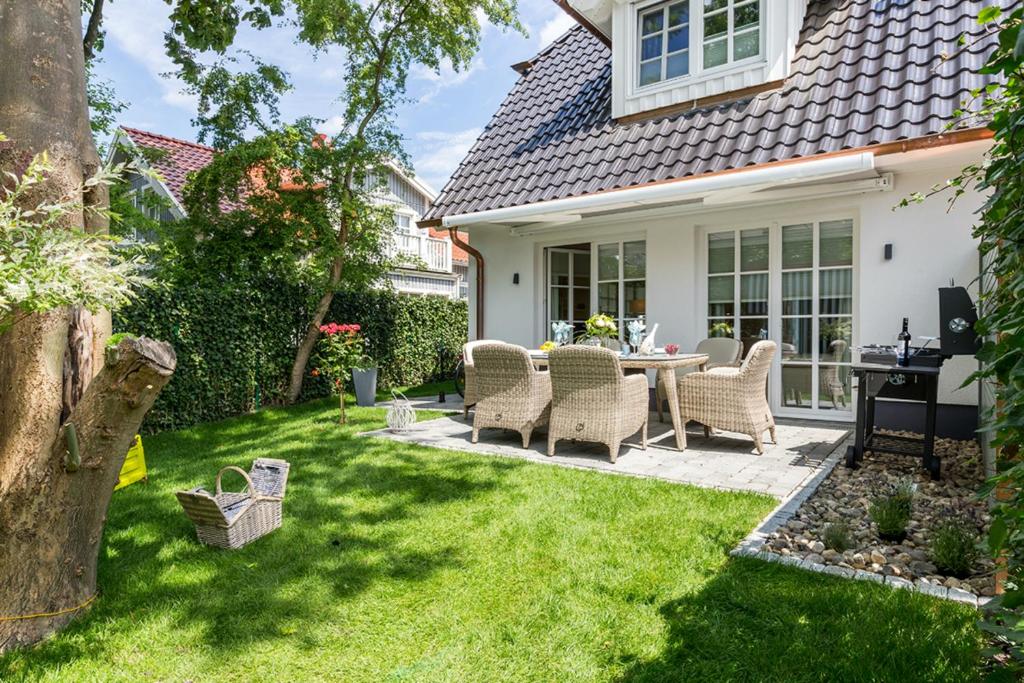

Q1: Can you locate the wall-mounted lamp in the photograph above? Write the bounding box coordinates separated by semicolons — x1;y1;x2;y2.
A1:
512;273;520;285
883;243;893;261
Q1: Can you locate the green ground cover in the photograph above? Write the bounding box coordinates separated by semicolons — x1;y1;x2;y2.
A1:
0;398;981;681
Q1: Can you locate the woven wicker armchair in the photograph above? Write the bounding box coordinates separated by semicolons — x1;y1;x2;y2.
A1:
676;339;777;454
471;343;552;447
462;339;500;419
546;345;648;463
655;337;743;422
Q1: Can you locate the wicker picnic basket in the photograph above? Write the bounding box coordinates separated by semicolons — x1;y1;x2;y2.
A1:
176;458;290;549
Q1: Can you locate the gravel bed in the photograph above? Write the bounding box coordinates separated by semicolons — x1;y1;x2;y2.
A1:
759;432;996;596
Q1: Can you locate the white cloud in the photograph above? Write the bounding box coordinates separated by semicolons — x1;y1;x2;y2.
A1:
538;11;576;48
412;127;483;189
320;115;347;136
410;57;485;103
103;0;198;111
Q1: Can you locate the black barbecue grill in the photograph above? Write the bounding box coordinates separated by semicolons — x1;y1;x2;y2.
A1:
845;286;979;479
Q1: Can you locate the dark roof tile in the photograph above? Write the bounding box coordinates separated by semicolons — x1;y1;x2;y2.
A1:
424;0;1010;221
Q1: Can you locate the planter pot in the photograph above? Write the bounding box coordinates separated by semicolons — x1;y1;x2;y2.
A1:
352;367;378;407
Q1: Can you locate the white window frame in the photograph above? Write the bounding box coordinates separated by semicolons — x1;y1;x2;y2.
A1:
394;211;415;234
546;247;591;339
698;214;858;421
593;239;647;340
634;0;764;93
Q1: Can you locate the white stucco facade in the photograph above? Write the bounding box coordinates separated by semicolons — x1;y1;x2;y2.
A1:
462;141;988;420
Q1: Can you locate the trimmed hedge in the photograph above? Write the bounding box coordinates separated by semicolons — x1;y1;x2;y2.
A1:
115;275;467;432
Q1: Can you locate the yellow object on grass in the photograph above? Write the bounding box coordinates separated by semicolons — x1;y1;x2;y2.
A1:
115;435;147;490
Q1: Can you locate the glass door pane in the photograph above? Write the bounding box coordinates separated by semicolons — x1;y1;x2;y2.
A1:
739;228;769;356
817;219;853;411
547;248;592;341
781;223;813;410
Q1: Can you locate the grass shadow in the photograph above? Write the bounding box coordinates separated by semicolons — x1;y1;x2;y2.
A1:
2;399;519;671
617;557;982;682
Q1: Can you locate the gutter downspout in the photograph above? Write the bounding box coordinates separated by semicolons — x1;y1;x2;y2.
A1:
449;226;483;339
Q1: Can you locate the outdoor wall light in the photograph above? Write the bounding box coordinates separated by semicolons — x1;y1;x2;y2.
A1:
513;273;520;284
884;243;893;261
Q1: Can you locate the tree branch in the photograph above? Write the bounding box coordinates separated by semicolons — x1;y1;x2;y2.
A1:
83;0;106;62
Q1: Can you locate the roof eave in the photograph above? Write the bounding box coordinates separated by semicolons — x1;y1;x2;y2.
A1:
552;0;610;47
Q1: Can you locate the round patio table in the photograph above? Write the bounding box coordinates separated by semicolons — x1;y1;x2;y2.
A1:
528;351;709;451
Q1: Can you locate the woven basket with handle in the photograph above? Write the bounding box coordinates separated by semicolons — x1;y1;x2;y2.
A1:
176;458;290;549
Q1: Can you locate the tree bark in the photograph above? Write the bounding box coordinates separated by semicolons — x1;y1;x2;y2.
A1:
287;253;344;403
0;0;175;650
0;337;176;651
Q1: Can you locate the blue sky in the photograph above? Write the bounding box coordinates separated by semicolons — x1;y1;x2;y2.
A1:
92;0;577;193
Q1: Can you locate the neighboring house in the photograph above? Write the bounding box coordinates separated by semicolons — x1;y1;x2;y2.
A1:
420;0;1006;429
110;127;469;299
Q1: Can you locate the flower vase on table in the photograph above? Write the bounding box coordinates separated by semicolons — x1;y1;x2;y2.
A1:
583;313;618;348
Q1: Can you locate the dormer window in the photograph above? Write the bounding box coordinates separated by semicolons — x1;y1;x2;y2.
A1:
637;0;761;89
704;0;761;67
610;0;794;119
638;2;691;86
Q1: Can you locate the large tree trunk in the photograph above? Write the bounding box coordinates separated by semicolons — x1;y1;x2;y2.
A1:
0;0;174;650
0;337;176;650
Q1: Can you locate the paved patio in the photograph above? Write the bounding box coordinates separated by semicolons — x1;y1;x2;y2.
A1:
364;397;849;499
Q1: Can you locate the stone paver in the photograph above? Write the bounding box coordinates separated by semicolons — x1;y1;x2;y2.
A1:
361;410;849;499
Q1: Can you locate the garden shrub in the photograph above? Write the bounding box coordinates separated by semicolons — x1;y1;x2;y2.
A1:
822;522;853;552
931;518;980;579
869;479;917;542
115;272;467;432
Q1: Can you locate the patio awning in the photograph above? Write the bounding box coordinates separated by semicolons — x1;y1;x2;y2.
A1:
441;152;882;231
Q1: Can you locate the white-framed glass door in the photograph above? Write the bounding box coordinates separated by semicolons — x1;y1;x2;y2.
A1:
704;218;855;419
595;239;647;339
546;248;591;339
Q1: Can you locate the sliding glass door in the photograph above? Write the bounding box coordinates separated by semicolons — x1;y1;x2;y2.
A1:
706;219;855;419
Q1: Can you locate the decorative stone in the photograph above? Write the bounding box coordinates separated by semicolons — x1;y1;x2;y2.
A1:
910;560;937;576
733;431;990;602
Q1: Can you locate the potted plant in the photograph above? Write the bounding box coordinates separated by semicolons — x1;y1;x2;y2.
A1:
582;312;618;348
315;323;367;424
352;351;378;408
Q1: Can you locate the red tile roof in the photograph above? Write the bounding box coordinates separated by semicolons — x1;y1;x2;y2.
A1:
120;127;216;209
120;126;465;260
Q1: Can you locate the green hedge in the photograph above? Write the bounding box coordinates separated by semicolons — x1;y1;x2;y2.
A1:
115;275;467;432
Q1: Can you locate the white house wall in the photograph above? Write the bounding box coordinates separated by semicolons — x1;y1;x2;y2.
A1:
467;144;986;407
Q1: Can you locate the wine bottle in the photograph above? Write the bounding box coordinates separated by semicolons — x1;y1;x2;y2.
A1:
896;317;911;367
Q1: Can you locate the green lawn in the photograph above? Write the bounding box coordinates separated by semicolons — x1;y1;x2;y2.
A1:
0;399;982;682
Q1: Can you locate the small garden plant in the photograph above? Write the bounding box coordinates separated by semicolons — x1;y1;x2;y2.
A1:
823;521;853;552
931;517;980;579
869;478;917;542
315;323;366;424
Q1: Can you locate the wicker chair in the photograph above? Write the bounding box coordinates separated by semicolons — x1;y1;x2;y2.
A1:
546;345;648;463
471;343;552;447
655;337;743;422
821;339;849;409
462;339;500;419
676;340;777;454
